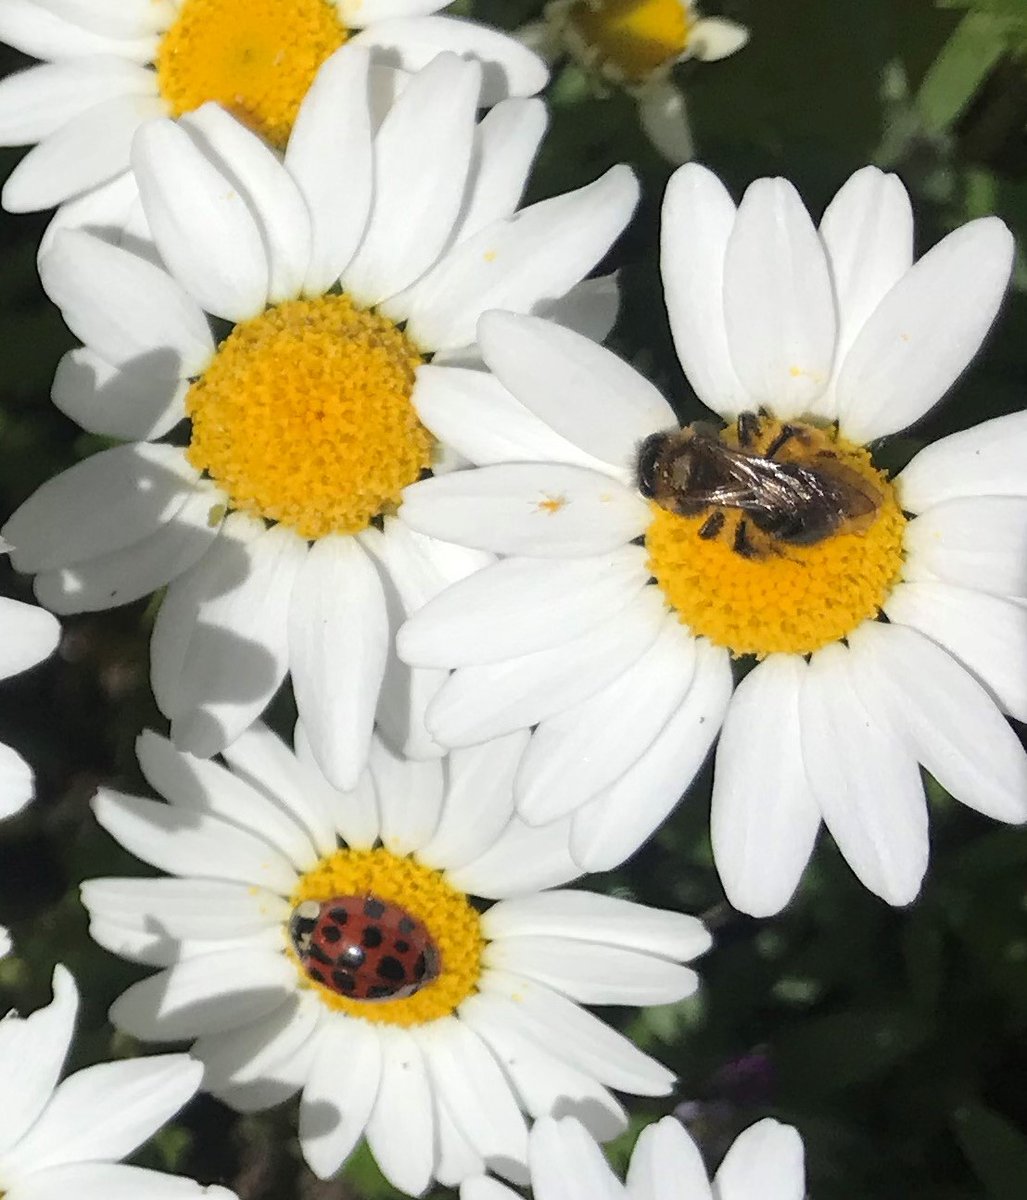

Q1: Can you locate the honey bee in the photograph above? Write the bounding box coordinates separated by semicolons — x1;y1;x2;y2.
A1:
636;410;884;558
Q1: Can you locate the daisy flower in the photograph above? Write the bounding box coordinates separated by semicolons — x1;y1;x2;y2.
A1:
0;0;547;219
462;1114;805;1200
397;163;1027;915
522;1;748;163
3;46;638;790
0;964;233;1200
0;583;60;820
80;721;712;1194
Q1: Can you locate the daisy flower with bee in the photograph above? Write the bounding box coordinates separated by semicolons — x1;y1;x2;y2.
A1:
398;162;1027;916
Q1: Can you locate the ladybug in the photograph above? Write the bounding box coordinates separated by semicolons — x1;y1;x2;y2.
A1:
289;893;441;1001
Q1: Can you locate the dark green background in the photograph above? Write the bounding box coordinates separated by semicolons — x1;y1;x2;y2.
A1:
0;1;1025;1197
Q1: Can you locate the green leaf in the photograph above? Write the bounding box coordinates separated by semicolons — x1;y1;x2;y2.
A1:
917;12;1008;132
952;1101;1027;1200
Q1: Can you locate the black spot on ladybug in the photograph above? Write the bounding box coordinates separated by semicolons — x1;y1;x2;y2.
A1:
377;956;406;982
289;894;442;1002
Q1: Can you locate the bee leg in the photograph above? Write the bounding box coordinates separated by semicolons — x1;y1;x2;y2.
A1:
765;424;803;460
698;511;725;540
736;411;761;447
733;518;761;559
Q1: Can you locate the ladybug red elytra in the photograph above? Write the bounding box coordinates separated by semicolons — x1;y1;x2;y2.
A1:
289;893;441;1001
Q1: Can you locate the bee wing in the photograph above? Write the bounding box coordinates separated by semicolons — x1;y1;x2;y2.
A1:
685;447;819;514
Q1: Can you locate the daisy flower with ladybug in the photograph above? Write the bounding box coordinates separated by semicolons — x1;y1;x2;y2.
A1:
462;1113;805;1200
3;45;637;793
397;162;1027;916
0;0;547;231
81;721;712;1195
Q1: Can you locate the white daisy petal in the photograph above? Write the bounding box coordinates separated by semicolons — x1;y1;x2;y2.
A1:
437;1101;487;1189
660;163;747;417
534;273;620;345
51;347;187;442
135;730;318;870
477;311;676;468
108;950;294;1041
799;643;928;905
0;965;76;1158
0;0;157;62
0;597;60;679
836;217;1014;442
289;535;388;793
419;1018;528;1169
342;54;481;306
364;1027;435;1197
446;815;581;900
180;103;311;304
152;516;305;759
397;545;648;668
451;98;546;243
817;166;912;414
298;1017;382;1180
368;733;444;856
885;580;1027;722
33;481;225;615
463;1179;518;1200
194;993;319;1112
571;639;733;872
349;15;548;107
338;0;448;24
688;16;749;61
4;442;200;574
36;169;141;260
80;877;287;940
711;655;822;918
402;463;649;558
132;118;269;322
38;230;214;374
5;1163;228;1200
848;621;1027;824
0;1055;200;1176
412;365;615;473
903;496;1027;598
427;587;666;748
0;925;10;959
516;615;698;823
713;1119;805;1200
3;94;164;212
0;743;35;821
35;0;174;37
0;58;157;145
628;1117;712;1200
476;971;675;1096
286;45;373;296
295;721;380;850
92;787;298;893
404;165;639;353
482;891;711;961
896;411;1027;511
530;1118;624;1200
636;79;693;166
458;996;627;1142
85;919;283;970
484;936;699;1007
223;721;339;856
723;177;836;415
420;730;528;871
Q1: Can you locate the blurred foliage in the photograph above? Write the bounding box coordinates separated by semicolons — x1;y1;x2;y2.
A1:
0;1;1026;1199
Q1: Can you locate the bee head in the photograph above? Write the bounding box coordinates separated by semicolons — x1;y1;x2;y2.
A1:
636;432;669;498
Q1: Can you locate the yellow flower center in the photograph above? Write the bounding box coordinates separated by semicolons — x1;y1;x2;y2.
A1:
156;0;348;149
185;295;432;540
565;0;691;83
645;418;906;657
288;848;484;1026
